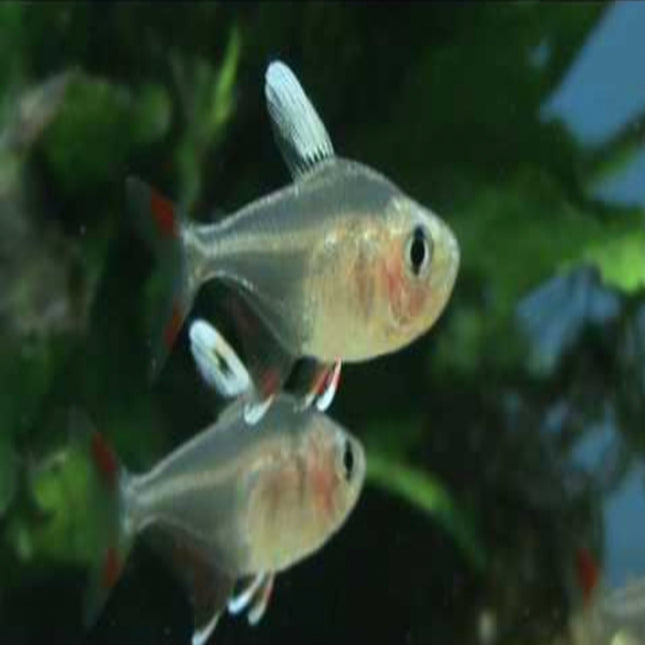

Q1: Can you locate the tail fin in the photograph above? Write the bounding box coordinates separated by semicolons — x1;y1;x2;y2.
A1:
68;411;134;628
126;177;202;379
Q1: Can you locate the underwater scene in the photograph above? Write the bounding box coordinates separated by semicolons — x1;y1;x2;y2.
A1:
1;3;645;644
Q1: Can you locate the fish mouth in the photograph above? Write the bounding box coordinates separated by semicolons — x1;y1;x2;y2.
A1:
440;224;460;293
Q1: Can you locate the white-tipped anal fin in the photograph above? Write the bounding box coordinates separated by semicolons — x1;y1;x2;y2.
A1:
265;61;334;179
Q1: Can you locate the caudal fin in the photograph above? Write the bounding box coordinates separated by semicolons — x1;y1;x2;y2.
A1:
68;411;134;628
126;177;201;379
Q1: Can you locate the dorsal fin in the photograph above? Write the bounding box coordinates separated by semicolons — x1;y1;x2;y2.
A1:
189;319;251;399
265;61;334;179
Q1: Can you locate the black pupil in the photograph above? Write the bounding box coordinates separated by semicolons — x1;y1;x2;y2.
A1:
343;441;354;481
410;228;426;274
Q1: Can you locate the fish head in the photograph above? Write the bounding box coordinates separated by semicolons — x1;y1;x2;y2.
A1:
247;409;365;572
291;412;365;554
305;414;366;528
378;194;460;346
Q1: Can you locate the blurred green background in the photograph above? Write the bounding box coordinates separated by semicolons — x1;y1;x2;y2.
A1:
1;3;645;645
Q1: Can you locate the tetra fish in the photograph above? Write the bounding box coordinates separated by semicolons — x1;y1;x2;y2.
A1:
127;61;460;422
74;397;365;645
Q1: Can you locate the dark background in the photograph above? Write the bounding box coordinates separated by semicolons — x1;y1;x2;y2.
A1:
1;3;645;644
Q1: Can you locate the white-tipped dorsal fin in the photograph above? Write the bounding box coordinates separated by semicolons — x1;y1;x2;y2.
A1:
189;319;251;398
265;61;334;179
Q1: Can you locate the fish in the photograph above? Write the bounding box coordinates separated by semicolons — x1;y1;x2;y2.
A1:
73;397;365;645
127;60;460;423
568;559;645;645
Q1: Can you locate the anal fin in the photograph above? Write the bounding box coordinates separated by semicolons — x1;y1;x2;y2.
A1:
224;294;295;425
144;527;235;645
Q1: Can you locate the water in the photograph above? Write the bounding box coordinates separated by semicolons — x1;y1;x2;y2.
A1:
1;3;644;644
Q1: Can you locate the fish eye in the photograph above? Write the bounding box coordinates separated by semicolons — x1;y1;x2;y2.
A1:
342;439;354;482
405;226;433;277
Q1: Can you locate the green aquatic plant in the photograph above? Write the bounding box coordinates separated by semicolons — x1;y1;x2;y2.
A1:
170;26;241;211
42;73;171;194
0;435;16;518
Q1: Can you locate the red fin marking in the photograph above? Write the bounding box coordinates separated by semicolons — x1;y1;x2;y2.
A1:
228;296;256;338
310;367;327;397
310;457;334;518
576;546;599;606
102;546;122;590
330;361;341;391
150;190;177;238
258;366;282;399
164;302;183;349
91;432;117;489
315;362;341;396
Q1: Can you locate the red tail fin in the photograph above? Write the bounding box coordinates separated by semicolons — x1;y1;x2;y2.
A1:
126;177;200;379
576;546;600;606
68;411;133;628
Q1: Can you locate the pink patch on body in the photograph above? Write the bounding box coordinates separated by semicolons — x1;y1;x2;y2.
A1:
91;432;118;489
310;457;335;518
381;253;426;326
150;190;177;238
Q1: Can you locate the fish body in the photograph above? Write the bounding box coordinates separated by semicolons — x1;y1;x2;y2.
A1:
77;396;365;643
186;156;459;361
127;396;364;575
128;61;459;420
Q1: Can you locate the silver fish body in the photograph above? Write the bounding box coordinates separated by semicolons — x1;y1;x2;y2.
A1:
79;395;364;643
125;396;365;576
188;157;459;362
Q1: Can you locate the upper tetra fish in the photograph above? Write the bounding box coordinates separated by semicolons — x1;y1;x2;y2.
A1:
73;396;364;645
128;60;460;422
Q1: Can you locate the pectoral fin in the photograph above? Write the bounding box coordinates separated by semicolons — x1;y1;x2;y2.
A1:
265;61;334;179
247;574;274;625
228;573;266;615
228;573;275;626
289;358;342;412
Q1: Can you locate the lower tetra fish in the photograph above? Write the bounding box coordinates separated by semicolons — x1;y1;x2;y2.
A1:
74;396;365;645
127;60;459;422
